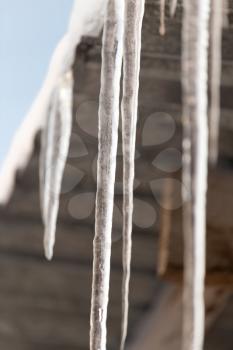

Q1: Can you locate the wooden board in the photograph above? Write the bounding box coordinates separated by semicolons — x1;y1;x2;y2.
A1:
158;167;233;287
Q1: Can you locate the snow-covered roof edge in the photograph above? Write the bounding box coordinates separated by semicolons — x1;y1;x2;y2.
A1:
0;0;107;205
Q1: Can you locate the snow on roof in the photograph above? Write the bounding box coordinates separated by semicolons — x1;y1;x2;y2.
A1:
0;0;107;204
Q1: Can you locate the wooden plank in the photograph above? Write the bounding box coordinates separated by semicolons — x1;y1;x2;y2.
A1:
0;255;156;306
158;167;233;287
126;285;229;350
0;257;151;349
0;217;156;272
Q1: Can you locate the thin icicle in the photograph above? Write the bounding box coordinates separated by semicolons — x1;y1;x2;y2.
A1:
120;1;145;350
182;1;210;350
160;0;166;35
42;71;73;260
209;0;223;164
170;0;177;18
90;0;124;349
40;90;59;225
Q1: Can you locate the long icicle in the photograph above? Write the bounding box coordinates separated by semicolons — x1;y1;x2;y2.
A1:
42;71;73;260
120;1;145;350
170;0;178;18
40;89;59;225
90;0;124;349
182;1;210;350
209;0;223;163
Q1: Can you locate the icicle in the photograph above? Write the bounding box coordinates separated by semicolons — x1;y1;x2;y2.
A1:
120;1;145;350
209;0;223;164
40;90;58;225
160;0;166;35
181;1;210;350
90;0;124;349
41;71;73;260
170;0;177;18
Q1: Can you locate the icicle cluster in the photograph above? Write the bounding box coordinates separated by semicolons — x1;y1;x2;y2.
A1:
120;1;145;350
181;1;210;350
40;71;73;260
37;0;110;260
90;0;124;349
35;0;226;349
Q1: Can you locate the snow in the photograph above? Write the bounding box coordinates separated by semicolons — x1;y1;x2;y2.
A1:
0;0;107;204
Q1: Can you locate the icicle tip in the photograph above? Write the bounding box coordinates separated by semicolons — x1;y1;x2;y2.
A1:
159;25;166;36
44;236;54;261
159;0;166;36
170;0;177;18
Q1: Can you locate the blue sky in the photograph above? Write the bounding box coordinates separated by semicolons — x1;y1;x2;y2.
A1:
0;0;73;165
